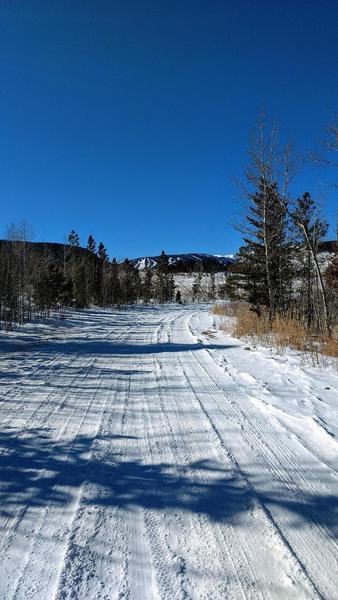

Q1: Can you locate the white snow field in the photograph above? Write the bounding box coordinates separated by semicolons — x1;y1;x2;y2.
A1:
0;304;338;600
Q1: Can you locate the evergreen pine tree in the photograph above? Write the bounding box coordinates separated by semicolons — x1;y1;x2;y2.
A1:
155;250;169;303
120;258;140;304
68;230;80;246
236;177;290;317
110;258;121;305
167;272;175;302
73;262;87;308
208;273;216;301
142;268;153;304
225;263;245;300
154;251;175;303
33;263;65;315
87;234;96;253
95;243;109;305
97;242;109;262
192;272;202;302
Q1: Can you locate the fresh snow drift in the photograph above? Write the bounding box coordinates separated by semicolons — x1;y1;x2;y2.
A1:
0;305;338;599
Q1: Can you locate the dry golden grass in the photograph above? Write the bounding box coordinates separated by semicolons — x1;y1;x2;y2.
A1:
210;303;228;316
210;302;242;319
270;315;308;352
211;301;338;364
321;336;338;358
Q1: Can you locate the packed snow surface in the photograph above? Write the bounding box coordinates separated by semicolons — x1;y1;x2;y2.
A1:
0;305;338;599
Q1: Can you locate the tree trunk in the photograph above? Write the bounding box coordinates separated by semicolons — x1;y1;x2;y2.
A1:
299;221;331;337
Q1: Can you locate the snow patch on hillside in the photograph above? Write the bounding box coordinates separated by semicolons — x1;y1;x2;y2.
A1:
130;252;234;270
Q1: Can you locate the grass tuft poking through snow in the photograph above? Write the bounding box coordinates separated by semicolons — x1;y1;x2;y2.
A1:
212;302;338;366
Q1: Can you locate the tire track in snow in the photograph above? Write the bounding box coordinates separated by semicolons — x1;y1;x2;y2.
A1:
150;356;251;600
178;351;320;599
128;309;265;599
53;311;173;600
3;359;113;598
189;347;338;592
177;311;337;599
138;309;305;599
1;305;337;599
201;339;338;478
0;321;133;429
0;320;134;599
164;316;309;599
11;358;113;599
53;374;127;600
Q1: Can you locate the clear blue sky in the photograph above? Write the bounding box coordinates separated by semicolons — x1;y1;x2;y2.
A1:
0;1;337;259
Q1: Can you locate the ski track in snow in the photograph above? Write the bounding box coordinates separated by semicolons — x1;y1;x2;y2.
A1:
0;305;337;599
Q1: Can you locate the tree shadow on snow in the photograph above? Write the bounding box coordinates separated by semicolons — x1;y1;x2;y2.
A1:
32;340;237;356
0;427;337;537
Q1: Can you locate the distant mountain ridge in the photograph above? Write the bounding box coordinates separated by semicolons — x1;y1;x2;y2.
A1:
129;252;235;271
0;239;96;264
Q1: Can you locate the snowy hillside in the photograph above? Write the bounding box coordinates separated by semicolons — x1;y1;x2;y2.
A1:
129;252;234;271
174;272;226;301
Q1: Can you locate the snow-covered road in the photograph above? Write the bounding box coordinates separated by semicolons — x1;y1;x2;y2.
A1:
0;305;337;600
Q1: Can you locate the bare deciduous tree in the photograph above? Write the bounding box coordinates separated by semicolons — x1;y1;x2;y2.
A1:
5;219;35;242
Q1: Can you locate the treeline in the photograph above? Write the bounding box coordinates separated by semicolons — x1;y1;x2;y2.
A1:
0;230;184;330
226;115;337;340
